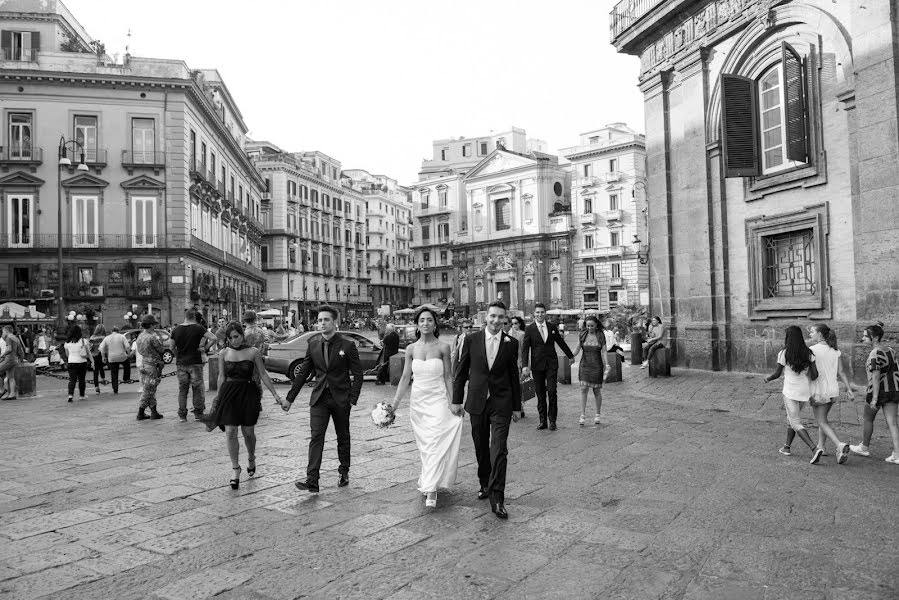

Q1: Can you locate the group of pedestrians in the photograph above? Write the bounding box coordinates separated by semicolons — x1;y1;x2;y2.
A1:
765;322;899;465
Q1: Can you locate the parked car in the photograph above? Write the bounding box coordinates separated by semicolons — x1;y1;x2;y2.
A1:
90;329;174;365
264;330;383;382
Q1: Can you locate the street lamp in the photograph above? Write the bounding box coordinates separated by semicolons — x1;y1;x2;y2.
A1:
56;136;89;333
632;234;649;265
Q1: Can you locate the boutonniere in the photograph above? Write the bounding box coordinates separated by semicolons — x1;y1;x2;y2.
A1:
503;337;513;343
339;350;346;357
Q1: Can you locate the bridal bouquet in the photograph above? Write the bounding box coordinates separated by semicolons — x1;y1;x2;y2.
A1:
371;402;396;428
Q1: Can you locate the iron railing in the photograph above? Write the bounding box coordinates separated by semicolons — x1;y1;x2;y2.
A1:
122;150;165;166
0;145;43;163
610;0;665;40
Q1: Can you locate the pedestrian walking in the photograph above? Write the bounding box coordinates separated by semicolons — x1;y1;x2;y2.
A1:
450;320;472;373
0;325;24;401
284;305;363;494
571;315;607;426
206;322;283;489
376;323;399;385
521;302;574;431
506;316;527;418
452;301;522;519
170;309;216;422
806;324;857;464
241;310;268;355
100;326;132;394
640;316;667;369
63;326;90;402
135;315;165;421
764;325;821;463
849;323;899;463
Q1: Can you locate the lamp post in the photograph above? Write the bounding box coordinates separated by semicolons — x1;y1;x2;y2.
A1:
56;137;89;334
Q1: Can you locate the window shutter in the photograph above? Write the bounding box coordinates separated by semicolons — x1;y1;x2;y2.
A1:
721;74;760;177
1;31;10;52
31;31;40;52
782;41;808;163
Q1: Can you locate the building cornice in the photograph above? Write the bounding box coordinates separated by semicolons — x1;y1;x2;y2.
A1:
562;141;646;162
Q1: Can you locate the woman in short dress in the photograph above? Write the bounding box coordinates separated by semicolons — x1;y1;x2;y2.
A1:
850;323;899;463
571;315;606;426
207;322;283;489
807;323;857;464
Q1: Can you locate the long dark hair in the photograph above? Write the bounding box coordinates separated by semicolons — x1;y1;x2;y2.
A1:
783;325;813;373
66;325;83;343
224;321;248;349
414;306;441;340
809;323;838;350
579;315;604;346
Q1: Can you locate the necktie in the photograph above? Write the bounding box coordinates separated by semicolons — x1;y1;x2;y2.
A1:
539;324;546;342
487;335;498;370
323;339;330;369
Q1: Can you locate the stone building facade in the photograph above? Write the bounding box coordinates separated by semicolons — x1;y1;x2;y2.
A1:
0;0;265;329
248;143;371;325
611;0;899;374
561;124;648;312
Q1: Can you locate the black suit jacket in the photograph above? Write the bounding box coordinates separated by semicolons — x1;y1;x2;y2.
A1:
287;333;363;406
452;330;522;417
520;321;574;371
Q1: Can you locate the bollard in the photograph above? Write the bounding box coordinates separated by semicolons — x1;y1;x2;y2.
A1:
208;355;219;391
630;332;644;365
649;347;671;378
557;356;571;385
390;353;405;386
604;352;623;383
13;362;36;397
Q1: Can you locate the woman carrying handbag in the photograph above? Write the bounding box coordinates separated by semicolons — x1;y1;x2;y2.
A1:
63;326;91;402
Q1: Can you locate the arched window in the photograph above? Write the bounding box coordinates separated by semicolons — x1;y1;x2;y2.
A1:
460;282;469;304
495;198;511;231
474;209;482;229
524;277;535;301
524;200;533;221
551;276;561;300
475;281;484;302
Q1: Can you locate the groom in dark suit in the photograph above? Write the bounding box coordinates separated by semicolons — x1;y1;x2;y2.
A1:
285;305;363;493
521;302;574;431
452;301;521;519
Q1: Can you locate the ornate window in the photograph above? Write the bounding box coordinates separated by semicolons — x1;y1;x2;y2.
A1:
495;198;510;231
475;281;484;303
524;277;535;301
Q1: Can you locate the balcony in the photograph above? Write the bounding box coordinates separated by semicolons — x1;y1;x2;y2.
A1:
0;233;168;249
603;209;623;222
124;281;165;298
583;279;597;289
610;0;666;41
122;150;165;174
574;176;599;187
63;147;107;170
579;212;596;226
600;171;622;183
261;191;272;203
2;47;38;62
417;204;452;217
609;277;624;287
579;245;626;259
287;193;298;205
0;145;43;171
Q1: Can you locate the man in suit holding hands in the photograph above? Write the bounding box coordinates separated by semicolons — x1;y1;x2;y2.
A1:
284;305;363;493
521;302;574;431
452;301;521;519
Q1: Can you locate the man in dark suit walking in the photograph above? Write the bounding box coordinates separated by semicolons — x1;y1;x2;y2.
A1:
452;301;521;519
521;302;574;431
284;305;363;493
375;323;400;385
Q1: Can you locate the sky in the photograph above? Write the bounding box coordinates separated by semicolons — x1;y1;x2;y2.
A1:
66;0;645;185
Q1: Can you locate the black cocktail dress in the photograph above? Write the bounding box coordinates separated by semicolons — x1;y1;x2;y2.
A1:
209;360;262;427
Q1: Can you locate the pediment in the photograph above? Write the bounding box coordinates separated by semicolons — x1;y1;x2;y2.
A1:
486;183;515;195
121;175;165;190
61;172;109;188
0;171;45;187
464;150;538;180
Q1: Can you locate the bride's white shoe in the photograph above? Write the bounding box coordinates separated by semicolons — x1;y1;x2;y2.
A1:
425;492;437;508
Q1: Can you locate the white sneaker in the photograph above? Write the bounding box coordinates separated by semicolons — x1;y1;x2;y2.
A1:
640;362;648;369
593;414;601;425
886;455;899;464
578;414;585;426
849;444;870;457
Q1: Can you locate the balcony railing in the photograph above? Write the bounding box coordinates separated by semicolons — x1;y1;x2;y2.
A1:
2;48;38;61
603;209;623;222
0;145;43;164
122;150;165;168
610;0;665;40
579;213;596;225
0;233;168;249
64;147;107;166
609;277;624;287
600;171;622;183
124;281;165;297
579;245;626;259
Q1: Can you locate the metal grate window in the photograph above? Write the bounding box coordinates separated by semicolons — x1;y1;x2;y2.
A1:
763;228;816;298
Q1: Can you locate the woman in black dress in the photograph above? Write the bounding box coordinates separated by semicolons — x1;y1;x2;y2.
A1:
571;315;607;426
209;322;283;489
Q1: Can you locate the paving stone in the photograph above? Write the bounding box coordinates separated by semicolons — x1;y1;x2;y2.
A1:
263;496;334;516
0;508;103;540
330;512;409;537
501;558;619;599
127;484;204;504
194;494;283;518
581;524;655;551
75;526;160;552
131;508;220;536
136;528;219;555
153;567;251;600
353;526;430;554
681;574;767;599
83;497;155;516
3;541;96;574
0;563;102;599
455;545;550;582
56;512;151;538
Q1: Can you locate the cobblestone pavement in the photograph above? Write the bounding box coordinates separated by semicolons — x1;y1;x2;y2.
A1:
1;363;897;599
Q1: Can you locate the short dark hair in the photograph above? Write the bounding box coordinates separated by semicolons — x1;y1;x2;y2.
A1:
185;309;198;322
534;302;546;311
112;326;120;333
488;300;507;312
865;324;884;342
316;305;338;320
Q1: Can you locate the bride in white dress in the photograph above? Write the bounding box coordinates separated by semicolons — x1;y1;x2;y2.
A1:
391;306;463;508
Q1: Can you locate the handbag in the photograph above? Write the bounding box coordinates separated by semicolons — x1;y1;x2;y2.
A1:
521;376;536;403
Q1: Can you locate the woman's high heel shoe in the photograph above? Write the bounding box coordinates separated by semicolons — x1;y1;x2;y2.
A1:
247;461;256;477
230;467;241;490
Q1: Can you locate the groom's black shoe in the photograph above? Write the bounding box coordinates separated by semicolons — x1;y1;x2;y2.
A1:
295;479;320;493
537;421;548;430
491;502;509;520
549;421;557;431
338;474;349;487
477;487;489;500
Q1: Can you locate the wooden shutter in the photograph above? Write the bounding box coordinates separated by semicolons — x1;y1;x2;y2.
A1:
782;41;808;163
1;31;10;55
30;31;40;52
720;74;760;177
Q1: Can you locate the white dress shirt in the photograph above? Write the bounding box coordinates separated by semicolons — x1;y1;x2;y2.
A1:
485;330;501;370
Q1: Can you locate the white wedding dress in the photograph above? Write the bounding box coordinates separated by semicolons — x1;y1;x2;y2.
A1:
410;358;463;493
